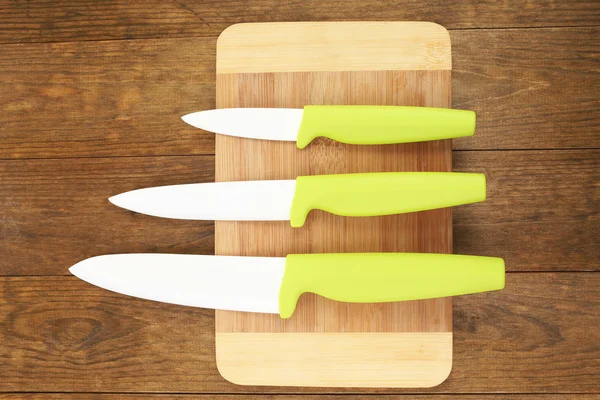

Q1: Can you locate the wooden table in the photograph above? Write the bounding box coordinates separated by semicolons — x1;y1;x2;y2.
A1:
1;1;598;398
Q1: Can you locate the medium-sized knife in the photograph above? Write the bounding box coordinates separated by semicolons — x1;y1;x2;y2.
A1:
70;252;505;319
110;172;486;227
182;106;476;148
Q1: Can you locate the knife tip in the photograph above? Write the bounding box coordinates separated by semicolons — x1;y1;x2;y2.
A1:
68;260;83;278
69;255;106;282
108;193;123;208
181;113;196;126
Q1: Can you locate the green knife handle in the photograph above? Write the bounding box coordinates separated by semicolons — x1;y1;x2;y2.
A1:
296;105;476;149
289;172;485;228
279;253;505;319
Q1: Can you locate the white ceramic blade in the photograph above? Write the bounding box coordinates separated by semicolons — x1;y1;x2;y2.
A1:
69;254;285;314
181;108;303;141
109;180;297;221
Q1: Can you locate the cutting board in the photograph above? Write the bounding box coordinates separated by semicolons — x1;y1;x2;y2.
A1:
214;22;453;388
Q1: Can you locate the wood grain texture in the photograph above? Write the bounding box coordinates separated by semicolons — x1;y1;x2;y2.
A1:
1;150;597;276
1;396;597;400
1;28;597;159
451;27;600;151
1;273;598;393
0;156;214;276
1;0;599;44
453;150;600;272
217;22;451;72
1;2;598;394
214;69;453;335
217;333;452;387
214;22;452;388
0;38;216;159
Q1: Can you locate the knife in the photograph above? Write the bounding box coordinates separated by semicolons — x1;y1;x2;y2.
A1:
182;106;476;148
109;172;486;227
69;253;505;318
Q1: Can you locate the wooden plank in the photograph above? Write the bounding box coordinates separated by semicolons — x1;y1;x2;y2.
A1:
451;27;600;150
0;395;596;399
0;155;214;276
454;220;599;272
213;21;452;388
0;273;597;393
1;150;597;276
454;149;600;272
1;28;598;160
1;0;599;44
0;38;216;159
454;150;599;225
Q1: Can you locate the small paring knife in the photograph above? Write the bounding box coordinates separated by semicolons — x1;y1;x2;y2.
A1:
182;106;476;148
110;172;486;227
70;252;505;319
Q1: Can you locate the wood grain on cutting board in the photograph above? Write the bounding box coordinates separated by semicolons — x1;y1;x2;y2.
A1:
215;22;453;387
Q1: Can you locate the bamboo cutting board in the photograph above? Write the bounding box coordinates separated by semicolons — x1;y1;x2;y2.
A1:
214;22;453;387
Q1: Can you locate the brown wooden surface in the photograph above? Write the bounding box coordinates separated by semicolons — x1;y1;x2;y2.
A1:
2;151;596;276
0;0;599;397
1;274;598;393
1;0;599;44
0;396;597;400
2;28;599;160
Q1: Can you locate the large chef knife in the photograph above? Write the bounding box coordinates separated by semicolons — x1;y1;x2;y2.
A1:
182;106;476;148
70;253;505;318
110;172;486;227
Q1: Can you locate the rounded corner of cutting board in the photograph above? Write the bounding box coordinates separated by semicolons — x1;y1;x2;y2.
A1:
421;21;452;52
215;22;252;49
425;357;454;388
214;339;245;386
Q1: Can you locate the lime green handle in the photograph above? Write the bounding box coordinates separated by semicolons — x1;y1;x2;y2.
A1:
278;253;505;318
295;105;476;148
289;172;485;227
